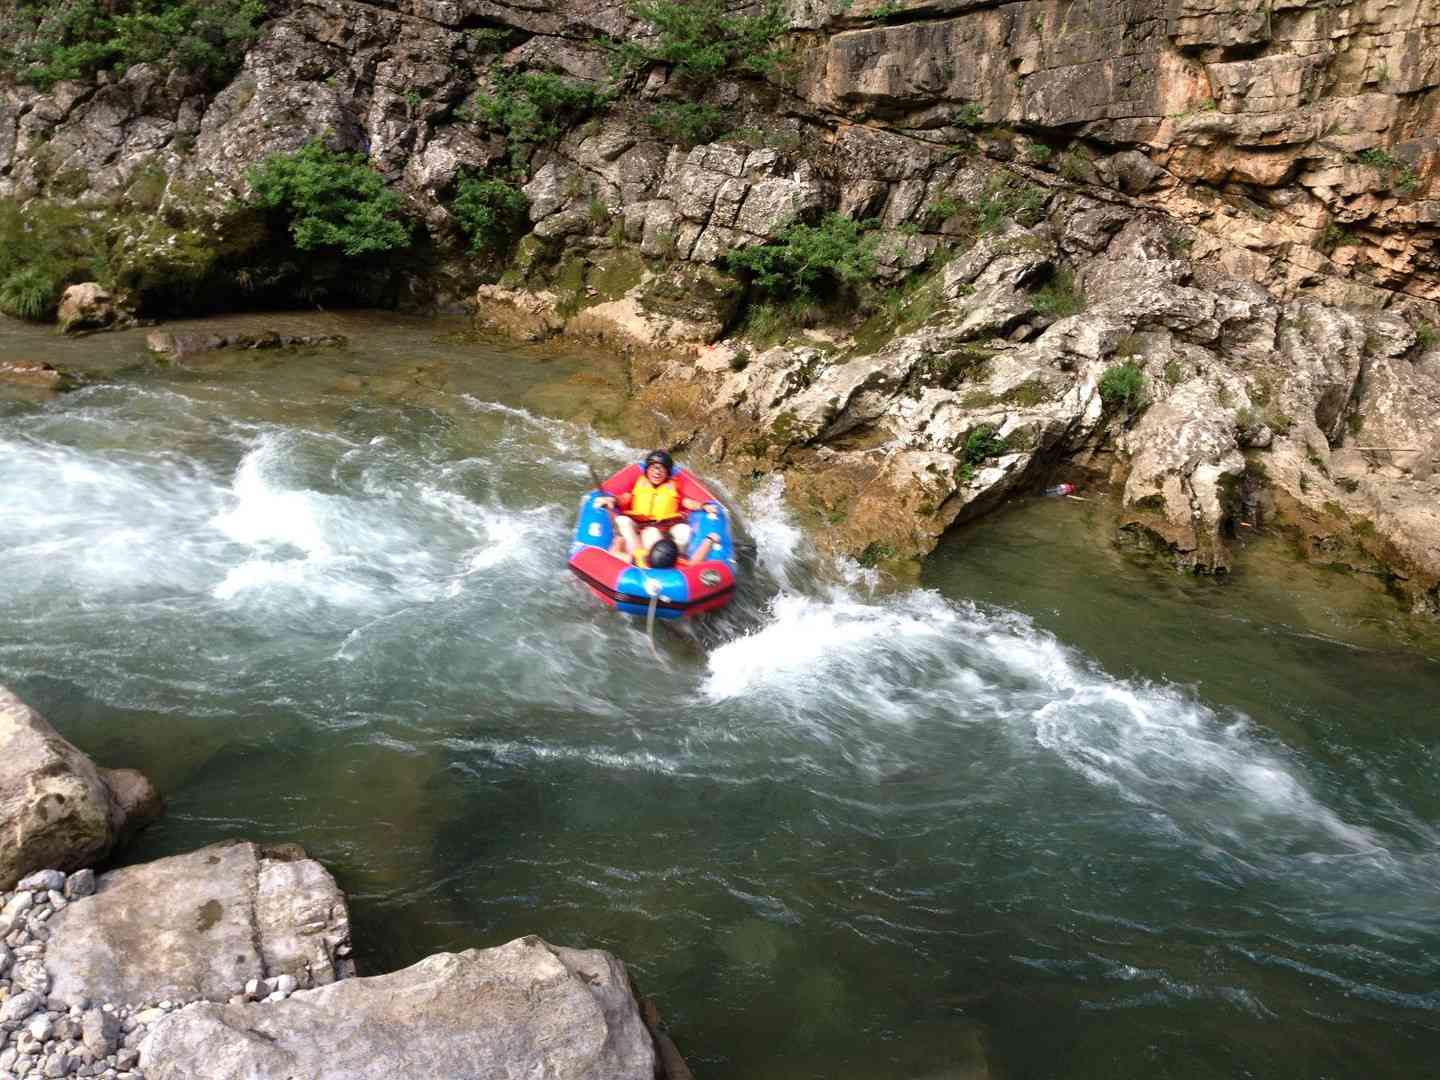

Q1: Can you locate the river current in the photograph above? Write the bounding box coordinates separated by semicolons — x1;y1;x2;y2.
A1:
2;313;1439;1078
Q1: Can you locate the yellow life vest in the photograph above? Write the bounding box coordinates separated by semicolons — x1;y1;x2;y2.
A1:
629;477;681;521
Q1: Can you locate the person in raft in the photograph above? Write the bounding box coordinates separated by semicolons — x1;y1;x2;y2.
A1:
595;449;716;563
629;534;717;570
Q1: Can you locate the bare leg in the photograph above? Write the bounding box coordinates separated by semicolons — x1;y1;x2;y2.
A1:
690;536;715;563
614;515;642;559
669;522;692;549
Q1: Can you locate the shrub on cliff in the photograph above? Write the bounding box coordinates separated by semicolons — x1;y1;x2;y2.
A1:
1099;362;1146;414
610;0;789;87
247;141;412;257
465;71;609;168
451;175;530;257
725;214;877;302
1;0;266;90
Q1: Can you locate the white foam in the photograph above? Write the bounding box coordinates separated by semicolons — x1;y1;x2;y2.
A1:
211;435;333;557
743;473;805;588
703;589;954;708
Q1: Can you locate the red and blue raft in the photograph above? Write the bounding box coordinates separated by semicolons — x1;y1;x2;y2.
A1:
568;462;738;620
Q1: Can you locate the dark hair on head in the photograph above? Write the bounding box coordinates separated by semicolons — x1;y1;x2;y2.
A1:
648;537;679;569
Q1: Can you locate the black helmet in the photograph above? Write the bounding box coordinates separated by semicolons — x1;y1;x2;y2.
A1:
647;537;679;569
643;449;674;476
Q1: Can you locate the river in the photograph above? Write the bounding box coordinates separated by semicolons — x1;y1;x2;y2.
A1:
3;312;1438;1078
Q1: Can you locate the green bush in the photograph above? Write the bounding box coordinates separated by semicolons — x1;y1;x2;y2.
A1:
1031;269;1083;317
2;0;266;90
962;424;1003;464
467;71;608;166
951;102;985;130
611;0;789;86
925;195;961;226
724;214;877;301
0;267;59;321
1355;147;1399;170
642;101;728;146
976;173;1049;234
247;140;411;256
0;199;111;312
451;175;529;256
1098;361;1146;412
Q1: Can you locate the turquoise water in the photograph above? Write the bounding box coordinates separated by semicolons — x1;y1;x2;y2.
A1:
2;313;1438;1077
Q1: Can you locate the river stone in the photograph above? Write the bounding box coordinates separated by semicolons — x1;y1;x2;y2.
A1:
56;283;117;334
138;937;658;1080
0;686;161;891
1;989;42;1023
0;361;73;390
81;1007;120;1056
43;840;353;1009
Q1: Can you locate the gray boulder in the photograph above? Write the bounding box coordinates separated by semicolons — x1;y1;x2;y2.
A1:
44;840;354;1008
139;936;657;1080
0;685;161;890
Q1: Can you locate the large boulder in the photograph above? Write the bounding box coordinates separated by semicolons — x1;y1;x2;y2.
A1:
56;283;118;334
0;686;162;890
139;936;658;1080
44;840;354;1009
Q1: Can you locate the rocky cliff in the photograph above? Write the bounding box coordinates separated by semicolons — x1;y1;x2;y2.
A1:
2;0;1437;608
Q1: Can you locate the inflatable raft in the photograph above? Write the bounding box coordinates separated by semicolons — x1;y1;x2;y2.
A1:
568;462;738;620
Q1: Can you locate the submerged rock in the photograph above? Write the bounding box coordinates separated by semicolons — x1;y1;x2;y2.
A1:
0;686;161;891
139;936;657;1080
0;360;77;391
145;330;348;357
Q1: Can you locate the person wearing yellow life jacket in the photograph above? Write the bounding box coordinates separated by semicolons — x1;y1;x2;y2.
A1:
596;449;712;562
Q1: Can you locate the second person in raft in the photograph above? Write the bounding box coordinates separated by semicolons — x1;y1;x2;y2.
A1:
595;449;717;564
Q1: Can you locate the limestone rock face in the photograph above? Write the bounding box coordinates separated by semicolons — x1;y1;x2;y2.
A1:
0;686;161;891
138;936;657;1080
44;840;354;1009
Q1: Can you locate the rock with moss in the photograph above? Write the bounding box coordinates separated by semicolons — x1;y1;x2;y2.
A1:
56;282;120;334
637;264;744;340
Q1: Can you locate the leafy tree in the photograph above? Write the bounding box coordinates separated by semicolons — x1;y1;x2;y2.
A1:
451;175;530;256
724;214;877;301
467;71;609;166
247;140;411;256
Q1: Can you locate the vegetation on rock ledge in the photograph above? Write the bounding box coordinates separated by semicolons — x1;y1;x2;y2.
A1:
611;0;790;87
0;0;266;90
247;141;411;257
725;214;878;302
